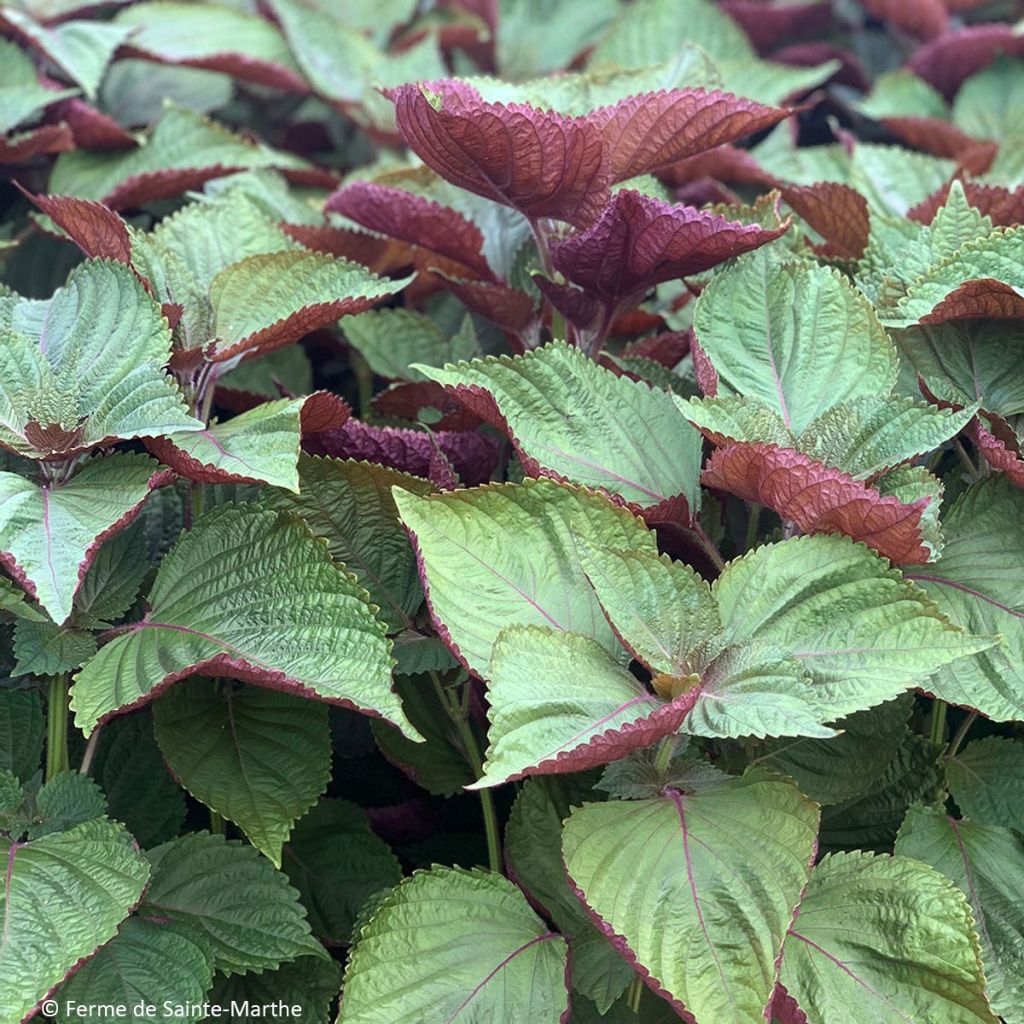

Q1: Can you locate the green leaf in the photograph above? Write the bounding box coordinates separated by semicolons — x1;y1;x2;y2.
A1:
0;688;42;781
0;768;21;828
208;249;409;361
153;679;331;866
857;69;949;121
393;478;656;676
0;818;151;1023
343;308;479;382
0;575;45;623
207;955;342;1024
744;695;913;806
896;804;1024;1024
48;104;317;204
714;533;994;720
0;37;77;134
31;771;107;839
73;519;151;628
818;733;943;851
875;464;945;558
0;10;132;99
54;918;214;1023
952;58;1024;143
506;778;633;1013
780;851;997;1024
370;675;474;797
12;619;96;677
904;477;1024;722
267;456;432;632
477;626;692;786
220;343;313;400
421;342;703;515
563;769;818;1024
693;249;898;435
677;394;794;448
496;0;618;78
141;831;324;974
0;260;201;459
390;630;459;676
281;798;402;945
92;711;186;848
339;866;569;1024
947;737;1024;833
71;504;414;739
850;143;957;219
0;453;166;625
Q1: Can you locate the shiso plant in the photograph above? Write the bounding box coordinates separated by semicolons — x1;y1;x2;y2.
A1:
1;0;1024;1021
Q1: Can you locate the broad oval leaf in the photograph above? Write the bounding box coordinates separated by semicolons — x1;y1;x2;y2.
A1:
0;453;168;625
420;342;703;519
208;955;341;1024
70;504;414;738
0;818;151;1023
779;850;997;1024
896;804;1024;1023
140;831;324;975
563;769;819;1023
475;626;699;787
904;477;1024;722
338;866;569;1024
393;478;656;676
153;679;331;866
0;259;201;459
693;248;897;435
947;737;1024;833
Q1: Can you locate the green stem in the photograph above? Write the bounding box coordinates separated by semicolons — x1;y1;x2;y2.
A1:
190;481;204;524
930;699;948;746
946;712;978;759
209;810;225;835
653;735;677;778
952;438;981;481
627;975;644;1013
691;523;726;571
431;672;502;874
352;352;374;420
79;726;101;776
745;503;762;552
46;674;70;781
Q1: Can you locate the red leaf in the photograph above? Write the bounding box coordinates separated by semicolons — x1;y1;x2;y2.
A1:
768;983;810;1024
119;44;308;94
326;181;494;279
26;192;132;263
550;189;788;312
389;79;609;227
859;0;948;40
691;337;719;397
47;97;136;150
972;415;1024;487
658;143;776;189
589;89;789;184
372;380;484;431
625;329;692;366
0;122;73;163
702;443;932;564
721;0;833;54
920;279;1024;324
770;42;870;91
436;275;537;331
909;25;1024;100
881;117;996;174
280;223;412;275
782;182;870;261
909;182;1024;226
306;418;501;487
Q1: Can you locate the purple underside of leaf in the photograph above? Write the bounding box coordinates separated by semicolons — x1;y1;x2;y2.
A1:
971;416;1024;487
25;190;133;262
702;442;932;564
910;182;1024;227
326;181;495;279
475;685;701;788
48;96;136;150
0;123;75;164
88;648;395;732
305;418;501;487
720;0;833;53
768;983;811;1024
550;189;788;311
118;45;309;93
433;275;537;331
919;279;1024;324
781;182;870;261
389;80;611;227
908;24;1024;99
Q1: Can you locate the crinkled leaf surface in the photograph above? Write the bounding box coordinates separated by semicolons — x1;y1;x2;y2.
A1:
153;679;331;866
140;831;324;975
12;619;96;676
897;804;1024;1024
0;818;151;1024
72;518;150;629
281;797;401;946
338;866;569;1024
904;477;1024;721
422;343;702;516
208;955;341;1024
780;851;996;1024
394;478;656;676
0;453;166;625
71;504;412;738
475;626;698;786
54;917;213;1023
0;689;42;782
947;737;1024;833
0;260;201;459
563;769;818;1024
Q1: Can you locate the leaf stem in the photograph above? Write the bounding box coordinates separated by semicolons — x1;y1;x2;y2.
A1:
952;438;981;482
209;811;225;835
45;674;70;781
653;735;676;777
79;726;101;776
431;672;502;874
627;975;644;1013
929;699;948;746
744;503;762;552
946;712;978;759
690;522;726;571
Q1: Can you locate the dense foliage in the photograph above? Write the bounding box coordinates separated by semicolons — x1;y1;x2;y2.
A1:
1;0;1024;1021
